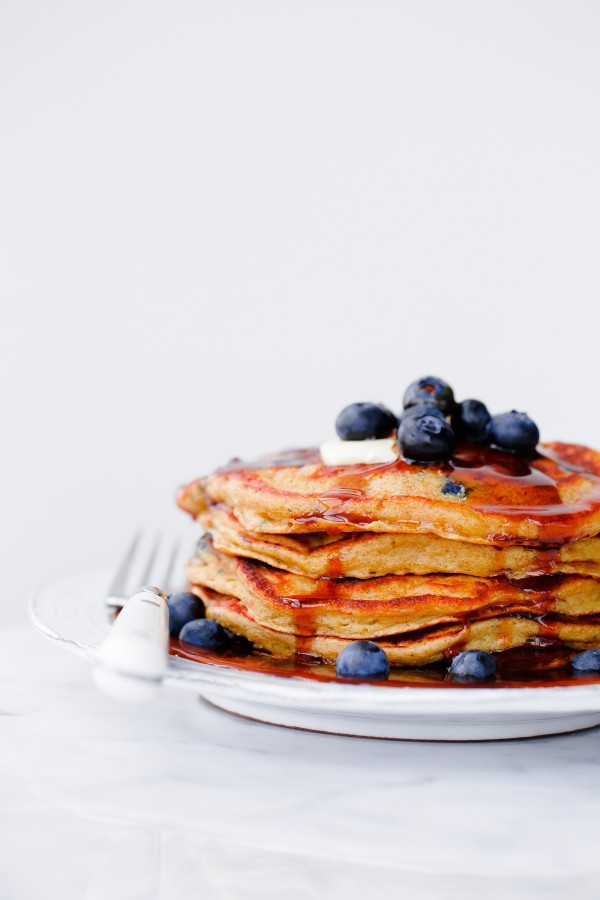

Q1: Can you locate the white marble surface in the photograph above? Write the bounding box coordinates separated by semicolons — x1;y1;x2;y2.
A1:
3;623;600;899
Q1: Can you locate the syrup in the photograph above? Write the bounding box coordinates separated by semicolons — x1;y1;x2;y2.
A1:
169;637;600;689
325;550;343;579
283;599;320;655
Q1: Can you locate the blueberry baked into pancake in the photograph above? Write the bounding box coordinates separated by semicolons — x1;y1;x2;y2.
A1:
172;377;600;683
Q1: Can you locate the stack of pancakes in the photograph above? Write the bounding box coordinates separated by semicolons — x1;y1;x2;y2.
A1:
177;442;600;667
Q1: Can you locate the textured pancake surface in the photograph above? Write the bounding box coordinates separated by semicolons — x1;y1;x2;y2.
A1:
186;540;600;639
202;505;600;580
196;586;600;666
178;442;600;544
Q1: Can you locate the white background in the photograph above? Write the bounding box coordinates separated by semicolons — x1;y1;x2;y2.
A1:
2;0;600;624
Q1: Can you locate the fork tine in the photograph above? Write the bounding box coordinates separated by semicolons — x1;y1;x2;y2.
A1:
139;533;161;587
162;537;181;595
108;530;142;597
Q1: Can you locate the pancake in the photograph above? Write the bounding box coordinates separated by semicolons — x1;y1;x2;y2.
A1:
178;442;600;545
185;539;600;640
202;505;600;580
196;586;600;666
178;438;600;670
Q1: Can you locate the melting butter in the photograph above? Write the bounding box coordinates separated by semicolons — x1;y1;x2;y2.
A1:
319;438;397;465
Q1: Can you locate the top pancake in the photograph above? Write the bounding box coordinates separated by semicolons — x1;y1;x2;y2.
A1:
178;441;600;545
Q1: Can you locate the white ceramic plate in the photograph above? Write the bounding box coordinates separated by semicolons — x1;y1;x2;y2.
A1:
30;571;600;741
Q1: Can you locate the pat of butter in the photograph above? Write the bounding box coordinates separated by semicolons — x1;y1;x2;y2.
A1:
320;438;397;465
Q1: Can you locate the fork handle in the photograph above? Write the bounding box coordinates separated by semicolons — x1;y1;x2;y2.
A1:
94;587;169;701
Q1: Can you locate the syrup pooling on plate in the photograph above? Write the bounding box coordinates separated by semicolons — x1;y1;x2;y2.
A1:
169;638;600;689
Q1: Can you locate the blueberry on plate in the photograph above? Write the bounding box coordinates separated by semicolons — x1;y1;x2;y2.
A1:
448;650;496;679
489;411;539;454
403;376;455;415
335;640;390;680
167;592;205;637
453;399;492;443
572;649;600;672
179;618;230;651
397;414;455;463
335;402;397;441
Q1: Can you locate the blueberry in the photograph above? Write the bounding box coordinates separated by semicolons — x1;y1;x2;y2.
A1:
179;618;230;651
227;631;254;654
397;414;455;463
403;376;455;415
402;404;447;422
335;402;397;441
489;411;539;454
448;650;496;679
336;640;390;680
167;592;205;637
453;399;492;443
441;477;466;498
572;649;600;672
397;404;445;434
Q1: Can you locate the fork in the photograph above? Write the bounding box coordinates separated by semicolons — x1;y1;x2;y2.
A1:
93;532;181;701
